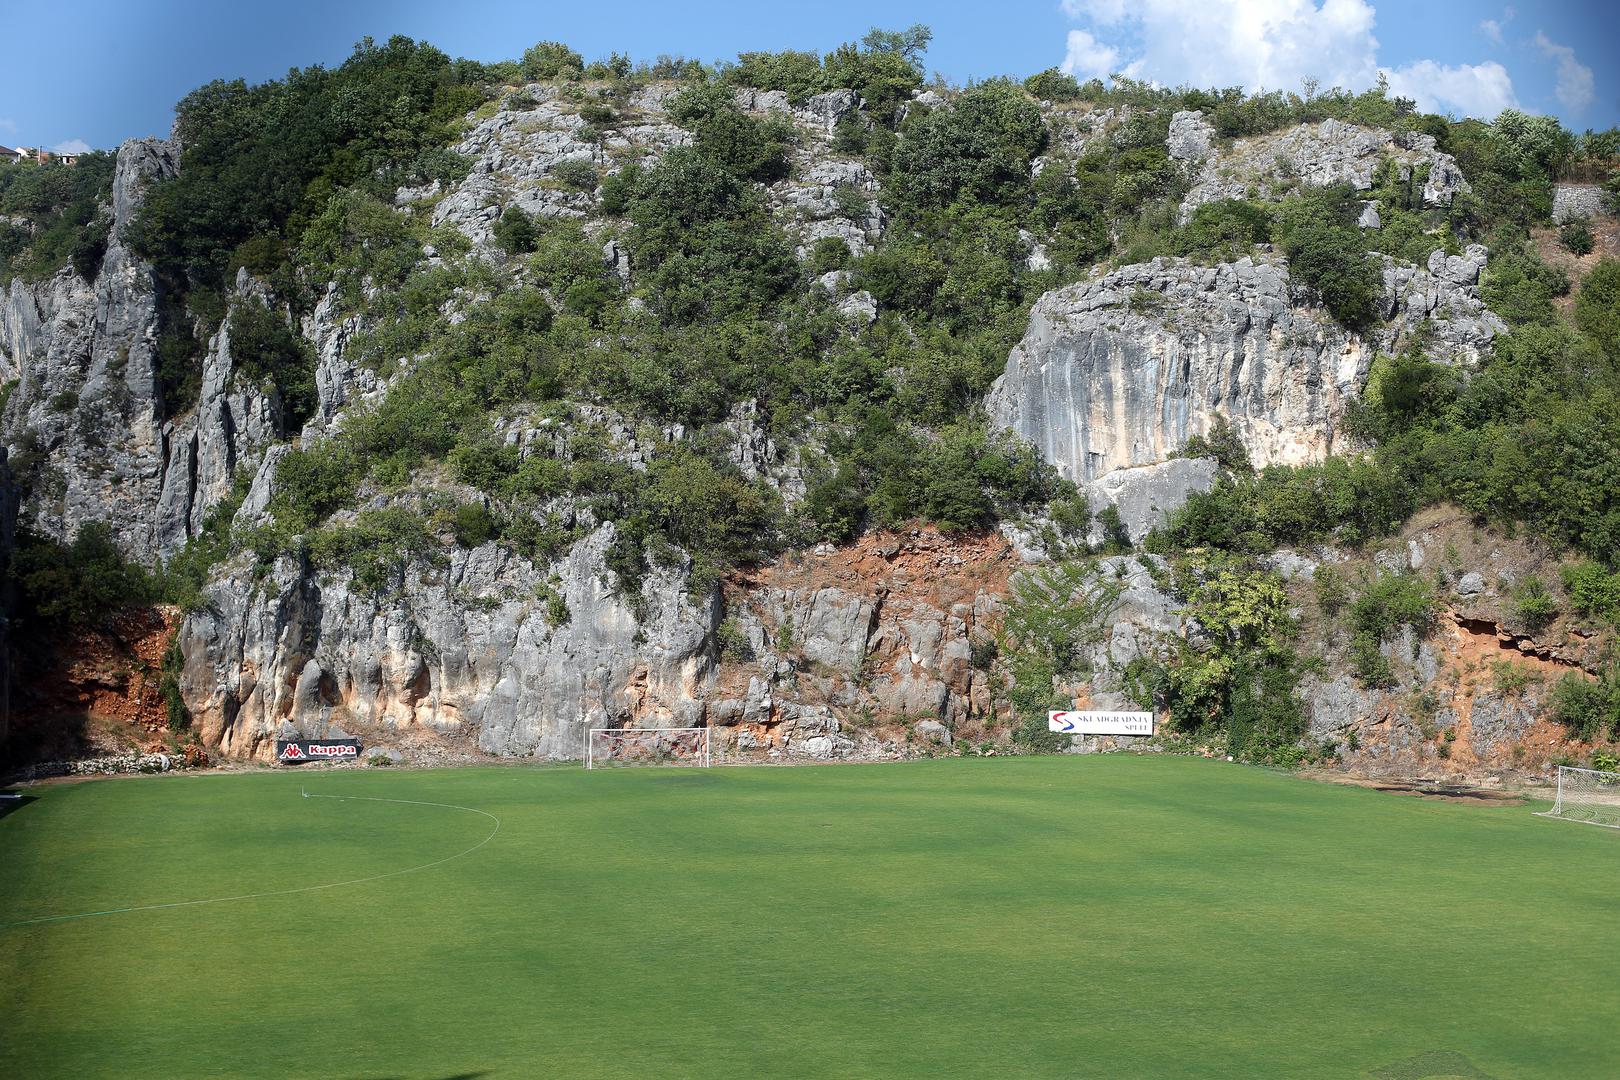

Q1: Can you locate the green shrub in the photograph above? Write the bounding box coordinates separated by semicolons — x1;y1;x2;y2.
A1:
728;49;826;103
1178;200;1273;262
12;523;160;629
161;636;191;732
493;205;538;254
1562;562;1620;623
1548;672;1620;741
228;298;316;428
1560;219;1595;255
551;158;598;191
1351;572;1435;642
451;502;497;548
809;236;852;275
1511;575;1558;633
887;80;1047;213
1315;564;1349;619
1023;68;1082;102
1480;242;1568;326
521;41;583;81
1575;258;1620;357
1279;219;1380;331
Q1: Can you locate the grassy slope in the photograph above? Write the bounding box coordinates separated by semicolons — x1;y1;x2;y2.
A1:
1;757;1617;1079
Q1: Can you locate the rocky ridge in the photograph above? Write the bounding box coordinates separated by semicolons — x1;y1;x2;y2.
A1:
1175;114;1468;222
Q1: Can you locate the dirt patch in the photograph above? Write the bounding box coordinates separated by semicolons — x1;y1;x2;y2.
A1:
6;606;182;763
1312;772;1528;805
730;526;1019;611
1530;213;1620;313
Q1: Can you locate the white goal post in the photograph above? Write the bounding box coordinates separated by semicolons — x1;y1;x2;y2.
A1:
1538;766;1620;830
585;727;711;769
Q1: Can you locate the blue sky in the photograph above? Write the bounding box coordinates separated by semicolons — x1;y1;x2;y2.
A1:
2;1;1616;153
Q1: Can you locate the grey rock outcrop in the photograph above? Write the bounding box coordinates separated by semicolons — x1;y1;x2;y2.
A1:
0;446;15;744
1083;458;1218;545
179;521;721;760
1551;183;1613;224
430;85;690;245
1166;110;1215;162
772;157;885;258
1180;119;1467;223
4;139;283;561
986;251;1503;484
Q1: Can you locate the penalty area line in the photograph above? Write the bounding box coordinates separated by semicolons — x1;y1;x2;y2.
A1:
1;791;501;930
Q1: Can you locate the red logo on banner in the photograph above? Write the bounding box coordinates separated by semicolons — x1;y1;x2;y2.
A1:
280;743;304;760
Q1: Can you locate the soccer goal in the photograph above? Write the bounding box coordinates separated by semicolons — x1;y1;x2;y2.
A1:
1537;765;1620;829
585;727;711;769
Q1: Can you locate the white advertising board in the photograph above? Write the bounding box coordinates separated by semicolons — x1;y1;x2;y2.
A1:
1048;710;1155;736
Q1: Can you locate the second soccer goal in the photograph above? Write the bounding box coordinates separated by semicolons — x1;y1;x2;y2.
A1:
586;727;711;769
1538;765;1620;829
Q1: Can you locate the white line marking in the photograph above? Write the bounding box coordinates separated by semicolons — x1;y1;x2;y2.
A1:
2;791;500;930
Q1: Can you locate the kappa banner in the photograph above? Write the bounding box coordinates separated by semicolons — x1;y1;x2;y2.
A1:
276;739;361;764
1048;710;1155;737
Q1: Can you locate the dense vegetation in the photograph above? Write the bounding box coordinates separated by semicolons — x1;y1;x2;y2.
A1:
0;152;117;285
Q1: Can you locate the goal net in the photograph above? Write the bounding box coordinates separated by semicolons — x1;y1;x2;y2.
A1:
586;727;710;769
1538;765;1620;829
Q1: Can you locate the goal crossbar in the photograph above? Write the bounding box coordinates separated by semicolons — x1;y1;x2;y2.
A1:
585;727;711;769
1537;765;1620;830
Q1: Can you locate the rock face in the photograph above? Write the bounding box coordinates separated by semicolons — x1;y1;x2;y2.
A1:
710;529;1014;749
1084;458;1219;545
1551;183;1613;224
0;446;15;745
424;85;691;245
179;522;720;760
1166;110;1215;162
1;139;178;559
985;251;1502;484
1179;119;1467;223
1;139;286;561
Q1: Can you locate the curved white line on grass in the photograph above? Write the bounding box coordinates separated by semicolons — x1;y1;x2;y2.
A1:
2;791;500;930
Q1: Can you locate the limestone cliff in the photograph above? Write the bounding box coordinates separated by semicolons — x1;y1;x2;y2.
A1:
985;249;1503;484
0;139;289;561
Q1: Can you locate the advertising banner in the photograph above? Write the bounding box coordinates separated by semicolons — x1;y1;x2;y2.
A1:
276;739;361;764
1048;711;1155;736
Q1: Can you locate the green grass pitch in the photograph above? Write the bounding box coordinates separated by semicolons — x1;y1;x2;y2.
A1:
2;756;1617;1079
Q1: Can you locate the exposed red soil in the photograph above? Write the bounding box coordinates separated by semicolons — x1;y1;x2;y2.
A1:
728;525;1020;611
7;606;183;761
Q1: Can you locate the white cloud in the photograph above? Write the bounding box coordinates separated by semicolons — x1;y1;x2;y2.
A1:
1058;0;1519;120
1533;32;1594;111
1383;60;1518;119
1058;0;1381;93
1480;6;1514;45
50;138;91;155
1061;29;1121;79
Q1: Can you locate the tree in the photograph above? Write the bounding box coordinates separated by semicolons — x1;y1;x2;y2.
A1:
1023;68;1083;102
521;41;583;81
887;80;1047;213
1576;259;1620;358
860;24;933;68
492;205;538;254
